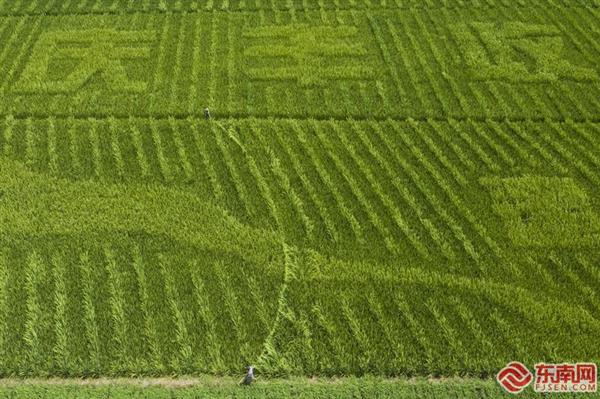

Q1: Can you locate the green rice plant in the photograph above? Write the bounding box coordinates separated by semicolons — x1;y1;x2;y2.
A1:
492;81;534;120
507;120;569;175
131;244;163;372
128;118;151;178
169;118;194;181
365;293;406;370
23;251;46;372
149;118;174;182
236;121;284;235
187;13;203;114
212;259;250;364
534;5;597;68
525;256;561;295
483;174;600;246
394;292;434;373
370;121;464;262
447;119;501;173
357;121;456;259
67;117;82;176
247;275;272;332
339;121;429;258
367;14;406;101
190;262;225;373
104;246;130;369
543;123;600;186
0;17;32;92
227;13;236;113
424;299;468;373
269;120;341;244
402;122;502;259
488;309;527;362
46;117;60;175
397;13;458;116
257;243;298;375
208;12;220;106
479;81;516;119
375;16;434;115
23;118;35;168
170;14;187;110
428;119;476;172
569;121;600;160
150;13;173;113
412;9;475;117
212;123;257;222
388;121;481;263
51;253;69;372
270;153;316;243
0;1;598;383
59;0;72;12
577;253;600;280
0;13;13;45
107;117;126;179
190;118;225;204
293;310;318;374
488;120;536;168
290;120;364;244
318;120;401;255
409;120;468;187
339;295;374;372
1;115;14;158
88;118;103;180
548;253;600;315
311;303;350;372
0;252;8;369
158;255;193;371
447;295;497;372
469;121;516;168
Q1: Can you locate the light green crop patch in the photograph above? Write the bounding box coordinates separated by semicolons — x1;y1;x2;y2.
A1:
14;29;156;94
481;176;600;247
451;22;598;83
243;25;374;87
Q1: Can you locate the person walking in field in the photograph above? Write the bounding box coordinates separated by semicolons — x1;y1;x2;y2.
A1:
204;107;211;120
239;365;255;386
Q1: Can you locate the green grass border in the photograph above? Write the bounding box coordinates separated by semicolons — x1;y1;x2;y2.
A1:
0;377;591;398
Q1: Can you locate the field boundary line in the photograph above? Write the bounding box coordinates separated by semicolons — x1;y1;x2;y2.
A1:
0;4;597;18
3;114;600;125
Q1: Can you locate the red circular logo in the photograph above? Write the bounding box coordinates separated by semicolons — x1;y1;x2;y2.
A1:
497;362;533;394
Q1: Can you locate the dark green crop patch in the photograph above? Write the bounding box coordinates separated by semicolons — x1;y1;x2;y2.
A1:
482;176;600;247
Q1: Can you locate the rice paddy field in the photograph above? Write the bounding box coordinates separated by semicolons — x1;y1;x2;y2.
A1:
0;0;599;397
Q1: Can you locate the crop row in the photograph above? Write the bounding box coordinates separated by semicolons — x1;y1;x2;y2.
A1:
0;0;597;16
2;116;599;273
0;234;283;376
0;7;598;119
260;250;600;376
368;7;600;120
1;238;597;376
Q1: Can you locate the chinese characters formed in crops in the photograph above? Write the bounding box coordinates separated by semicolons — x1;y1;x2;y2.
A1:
452;22;598;82
15;29;156;94
243;24;374;87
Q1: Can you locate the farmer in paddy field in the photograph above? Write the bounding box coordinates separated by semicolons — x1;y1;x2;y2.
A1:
239;365;255;386
204;107;211;120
